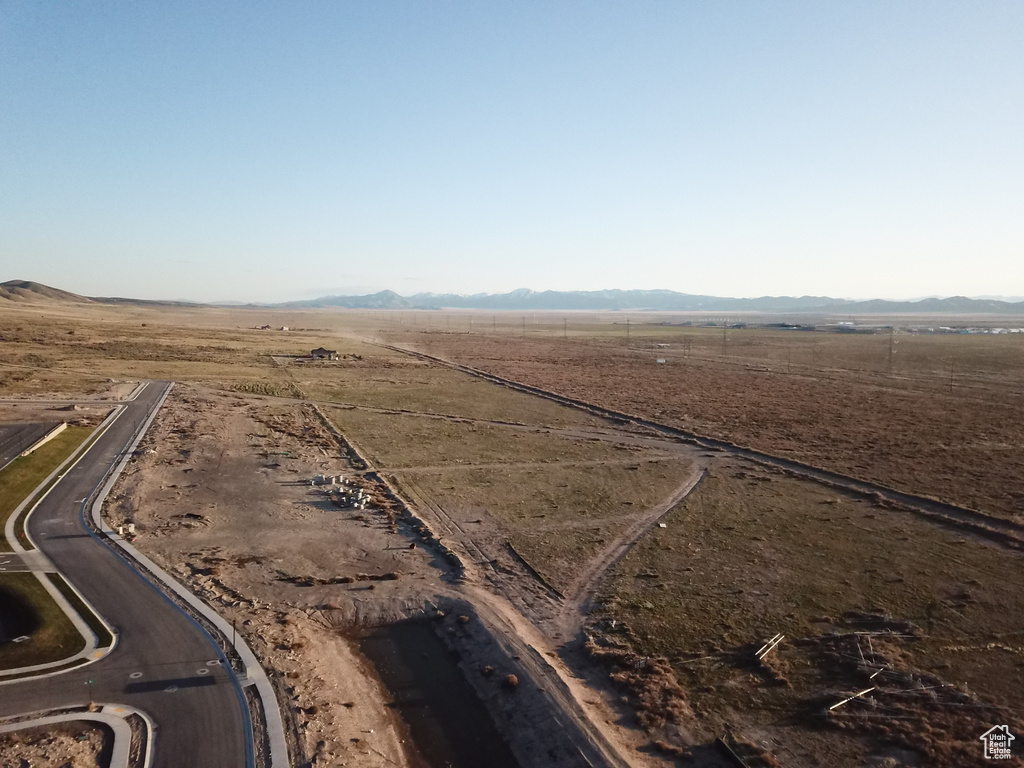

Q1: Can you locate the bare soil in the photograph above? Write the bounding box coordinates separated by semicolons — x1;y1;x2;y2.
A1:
106;385;441;768
0;721;108;768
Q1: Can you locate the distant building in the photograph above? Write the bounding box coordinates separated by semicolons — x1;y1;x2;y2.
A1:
311;347;338;360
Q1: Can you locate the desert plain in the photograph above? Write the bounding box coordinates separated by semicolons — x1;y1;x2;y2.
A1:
2;292;1023;768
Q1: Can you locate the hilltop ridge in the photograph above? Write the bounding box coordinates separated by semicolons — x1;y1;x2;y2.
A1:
4;280;1024;315
0;280;93;304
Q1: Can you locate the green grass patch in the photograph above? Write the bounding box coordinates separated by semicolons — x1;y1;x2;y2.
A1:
0;425;92;552
0;572;86;670
47;573;112;649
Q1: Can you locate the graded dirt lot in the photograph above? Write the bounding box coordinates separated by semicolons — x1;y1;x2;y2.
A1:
394;326;1024;521
104;385;443;768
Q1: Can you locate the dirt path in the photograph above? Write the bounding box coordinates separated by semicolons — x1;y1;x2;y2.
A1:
390;455;678;475
461;582;646;768
555;463;708;641
246;390;664;441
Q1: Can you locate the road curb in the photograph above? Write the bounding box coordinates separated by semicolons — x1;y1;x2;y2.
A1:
0;406;127;679
0;702;155;768
90;383;289;768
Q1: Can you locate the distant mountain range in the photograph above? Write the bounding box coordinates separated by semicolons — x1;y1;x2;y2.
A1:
269;287;1024;314
3;280;1024;315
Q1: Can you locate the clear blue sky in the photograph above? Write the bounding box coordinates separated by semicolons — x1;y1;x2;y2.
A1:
1;2;1022;302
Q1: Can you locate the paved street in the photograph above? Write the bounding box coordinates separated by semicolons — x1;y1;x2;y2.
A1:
0;383;254;768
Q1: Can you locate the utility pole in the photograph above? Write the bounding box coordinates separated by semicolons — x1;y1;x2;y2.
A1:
888;327;895;374
949;360;955;394
626;318;630;345
723;322;728;356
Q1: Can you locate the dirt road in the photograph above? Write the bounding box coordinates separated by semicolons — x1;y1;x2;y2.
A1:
556;464;708;640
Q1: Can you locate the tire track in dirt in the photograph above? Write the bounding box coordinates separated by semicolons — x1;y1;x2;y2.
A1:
555;464;708;641
388;455;678;475
240;390;659;441
463;583;635;768
392;474;497;571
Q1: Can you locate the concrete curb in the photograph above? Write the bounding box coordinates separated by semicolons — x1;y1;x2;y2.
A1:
125;382;146;401
0;702;155;768
91;383;289;768
18;422;68;458
0;406;127;679
4;403;124;553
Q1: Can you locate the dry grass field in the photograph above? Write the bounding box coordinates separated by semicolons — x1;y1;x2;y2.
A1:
596;461;1024;766
395;324;1024;521
403;460;691;591
322;390;697;595
4;298;1023;766
0;300;346;394
326;404;647;468
294;353;616;428
0;573;85;669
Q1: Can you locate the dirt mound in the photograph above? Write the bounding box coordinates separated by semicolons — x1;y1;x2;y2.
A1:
0;721;108;767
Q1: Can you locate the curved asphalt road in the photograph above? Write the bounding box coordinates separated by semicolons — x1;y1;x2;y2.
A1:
0;382;253;768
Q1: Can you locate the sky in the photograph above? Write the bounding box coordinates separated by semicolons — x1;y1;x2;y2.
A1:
1;2;1022;303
